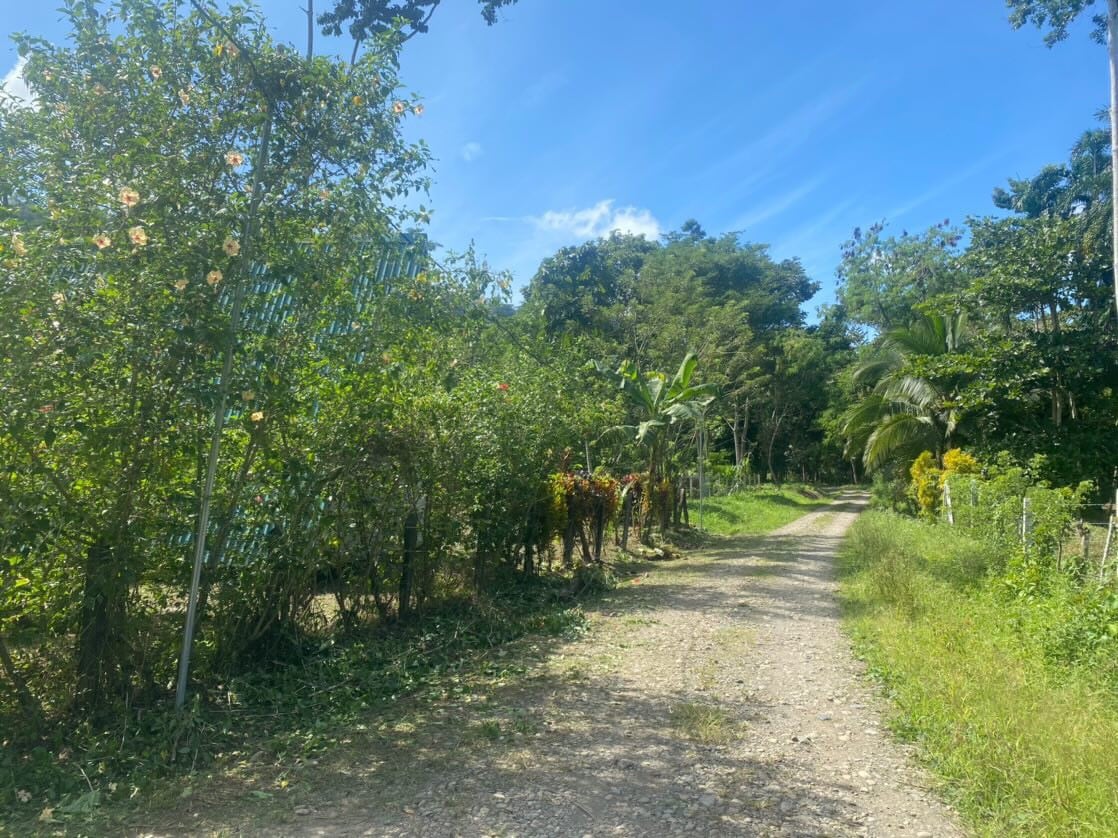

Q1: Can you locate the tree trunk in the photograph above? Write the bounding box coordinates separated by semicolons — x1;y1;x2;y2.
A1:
399;509;419;619
642;452;658;546
577;524;592;564
727;402;751;469
1111;0;1118;320
75;539;125;710
620;490;632;550
766;410;785;484
472;548;485;597
592;504;605;563
562;505;577;567
728;413;742;468
0;634;41;728
369;546;390;621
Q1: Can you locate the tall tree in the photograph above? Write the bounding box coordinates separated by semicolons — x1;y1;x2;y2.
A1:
1007;0;1118;318
837;221;966;331
320;0;519;61
522;233;654;340
0;0;430;710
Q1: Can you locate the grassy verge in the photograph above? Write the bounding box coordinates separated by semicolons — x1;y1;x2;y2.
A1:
698;484;831;536
839;511;1118;835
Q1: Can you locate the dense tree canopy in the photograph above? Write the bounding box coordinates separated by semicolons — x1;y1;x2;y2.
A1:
837;129;1118;489
520;225;839;483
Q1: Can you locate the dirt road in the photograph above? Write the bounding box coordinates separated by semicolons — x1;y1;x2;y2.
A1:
156;493;962;837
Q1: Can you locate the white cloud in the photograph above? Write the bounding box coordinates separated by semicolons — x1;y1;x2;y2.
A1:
461;141;483;162
534;199;662;241
609;206;662;240
1;57;34;106
536;200;613;237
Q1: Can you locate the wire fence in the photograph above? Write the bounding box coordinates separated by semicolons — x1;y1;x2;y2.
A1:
941;475;1117;583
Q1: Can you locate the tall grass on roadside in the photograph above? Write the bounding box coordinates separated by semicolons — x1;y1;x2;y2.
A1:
699;484;830;536
839;512;1118;835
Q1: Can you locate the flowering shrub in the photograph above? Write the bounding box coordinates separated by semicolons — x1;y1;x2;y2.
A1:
909;451;941;517
940;448;979;485
0;0;519;723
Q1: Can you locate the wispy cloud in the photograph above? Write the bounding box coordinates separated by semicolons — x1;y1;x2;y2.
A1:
771;197;860;252
533;199;662;240
460;141;484;162
1;57;33;106
472;200;663;288
728;178;825;232
885;149;1011;221
607;206;662;240
694;80;868;189
521;71;566;108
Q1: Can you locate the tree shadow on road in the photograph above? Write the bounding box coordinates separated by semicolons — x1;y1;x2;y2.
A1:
132;504;869;836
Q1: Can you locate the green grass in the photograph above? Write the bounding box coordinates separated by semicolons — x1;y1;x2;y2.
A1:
698;484;831;535
668;701;743;744
839;511;1118;836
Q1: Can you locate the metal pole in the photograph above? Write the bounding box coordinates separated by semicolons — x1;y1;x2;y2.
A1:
1102;517;1115;581
175;108;273;710
698;420;704;532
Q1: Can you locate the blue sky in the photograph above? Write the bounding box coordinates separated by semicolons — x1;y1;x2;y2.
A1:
2;0;1108;312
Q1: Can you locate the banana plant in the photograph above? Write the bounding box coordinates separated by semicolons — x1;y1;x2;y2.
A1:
594;352;718;539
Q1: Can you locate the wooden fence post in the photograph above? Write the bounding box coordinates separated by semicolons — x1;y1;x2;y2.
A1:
943;481;954;526
1101;488;1117;582
1101;517;1115;582
1073;521;1089;575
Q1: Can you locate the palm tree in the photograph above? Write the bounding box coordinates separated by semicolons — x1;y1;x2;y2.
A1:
841;313;969;472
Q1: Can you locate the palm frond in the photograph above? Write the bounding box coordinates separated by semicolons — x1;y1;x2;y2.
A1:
877;375;942;411
882;318;945;357
864;413;938;471
669;351;699;392
851;354;900;387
